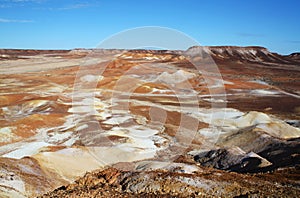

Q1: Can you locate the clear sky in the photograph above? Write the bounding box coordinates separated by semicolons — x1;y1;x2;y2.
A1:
0;0;299;54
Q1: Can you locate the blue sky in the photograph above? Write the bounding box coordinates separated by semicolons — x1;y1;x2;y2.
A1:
0;0;299;54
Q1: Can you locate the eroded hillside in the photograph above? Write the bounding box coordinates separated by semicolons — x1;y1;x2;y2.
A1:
0;47;299;197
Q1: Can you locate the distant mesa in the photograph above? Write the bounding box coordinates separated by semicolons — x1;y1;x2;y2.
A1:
1;46;300;64
186;46;300;64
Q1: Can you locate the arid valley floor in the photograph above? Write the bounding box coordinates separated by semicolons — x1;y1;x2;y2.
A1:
0;47;299;197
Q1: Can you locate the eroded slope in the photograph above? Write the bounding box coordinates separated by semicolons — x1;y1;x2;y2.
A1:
0;47;299;197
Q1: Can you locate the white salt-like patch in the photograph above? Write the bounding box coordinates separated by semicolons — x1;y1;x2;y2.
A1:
202;98;226;103
198;128;219;138
120;55;133;59
67;98;109;117
151;88;172;94
76;124;89;131
156;70;196;84
0;127;15;143
80;75;103;83
2;142;50;159
121;137;157;149
0;170;25;196
102;115;132;125
72;98;103;106
21;100;51;114
126;125;158;138
63;136;79;147
47;132;73;144
106;127;127;137
45;86;66;93
59;115;78;131
248;49;258;55
69;92;99;102
195;108;243;124
250;89;279;95
250;80;269;85
105;124;164;154
68;106;96;113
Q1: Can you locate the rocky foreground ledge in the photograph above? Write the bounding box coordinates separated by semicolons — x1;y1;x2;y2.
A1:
0;46;299;197
40;165;299;197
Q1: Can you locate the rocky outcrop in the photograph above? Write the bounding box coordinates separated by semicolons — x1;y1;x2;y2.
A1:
40;166;300;197
287;52;300;61
193;148;272;172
